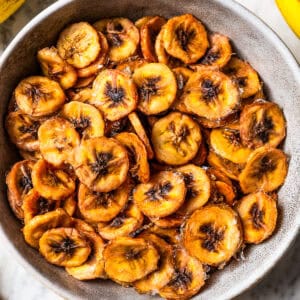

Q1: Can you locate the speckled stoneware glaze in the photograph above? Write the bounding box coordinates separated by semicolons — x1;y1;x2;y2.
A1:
0;0;299;299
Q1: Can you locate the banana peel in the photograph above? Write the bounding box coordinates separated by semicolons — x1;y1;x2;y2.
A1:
0;0;25;24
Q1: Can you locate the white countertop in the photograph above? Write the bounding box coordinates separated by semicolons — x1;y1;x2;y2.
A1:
0;0;299;299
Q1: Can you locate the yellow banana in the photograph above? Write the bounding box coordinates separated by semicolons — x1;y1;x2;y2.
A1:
0;0;25;24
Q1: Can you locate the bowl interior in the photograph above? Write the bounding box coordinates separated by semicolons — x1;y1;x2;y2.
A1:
0;0;299;299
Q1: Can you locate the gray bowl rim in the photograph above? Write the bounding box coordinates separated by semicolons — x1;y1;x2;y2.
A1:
0;0;299;299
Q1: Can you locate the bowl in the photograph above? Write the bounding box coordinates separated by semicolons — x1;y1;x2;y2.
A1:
0;0;299;299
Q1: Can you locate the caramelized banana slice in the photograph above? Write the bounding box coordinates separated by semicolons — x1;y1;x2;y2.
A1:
57;22;101;68
38;117;80;166
66;220;106;280
133;63;177;115
172;67;194;101
134;233;174;294
115;132;150;183
23;208;72;248
103;237;159;283
128;112;154;159
6;160;35;220
181;69;240;121
133;170;186;218
74;137;129;192
148;225;181;245
77;32;108;78
150;212;184;229
240;101;286;148
22;189;60;224
163;14;209;64
39;227;91;267
15;76;65;117
224;57;260;99
140;16;166;62
6;111;40;151
37;46;77;90
116;57;148;76
159;248;206;300
239;147;288;193
97;202;143;240
192;138;208;166
66;86;93;104
200;33;232;68
210;127;252;164
135;16;155;29
60;194;77;217
94;18;139;62
236;192;277;244
78;180;130;223
32;159;76;201
61;101;105;139
183;204;243;266
105;117;130;137
152;112;202;165
91;69;137;121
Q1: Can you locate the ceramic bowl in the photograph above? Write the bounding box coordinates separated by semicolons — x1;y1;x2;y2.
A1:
0;0;299;299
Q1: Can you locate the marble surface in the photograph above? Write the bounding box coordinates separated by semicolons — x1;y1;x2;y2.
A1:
0;0;299;299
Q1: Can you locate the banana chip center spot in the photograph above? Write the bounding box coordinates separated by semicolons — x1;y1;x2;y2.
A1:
169;268;192;289
105;82;125;105
90;152;113;176
139;77;161;101
51;237;77;255
176;27;195;51
250;203;265;229
200;223;225;252
201;79;220;100
145;182;172;201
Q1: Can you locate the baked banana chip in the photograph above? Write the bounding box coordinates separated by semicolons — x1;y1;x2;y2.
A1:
39;227;91;267
240;101;286;148
239;147;288;193
38;117;80;166
183;204;243;266
133;170;186;218
103;237;159;283
15;76;65;117
172;67;194;101
66;85;93;104
158;248;206;300
60;194;77;217
61;101;105;139
74;137;129;192
92;69;137;121
163;14;209;64
147;225;181;245
133;63;177;115
37;46;77;90
116;57;149;76
237;192;277;244
152;112;202;165
32;159;76;201
57;22;101;68
135;16;155;29
94;18;139;62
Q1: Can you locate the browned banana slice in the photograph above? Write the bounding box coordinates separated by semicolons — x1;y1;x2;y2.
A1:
163;14;209;64
236;192;277;244
210;127;252;164
115;132;150;183
94;18;139;62
172;67;194;98
133;170;186;218
78;180;130;223
61;101;105;139
57;22;101;68
239;147;288;193
38;117;80;166
22;189;60;224
207;150;243;181
183;204;243;266
74;137;129;192
116;57;148;76
103;236;159;283
181;69;240;121
6;111;40;151
37;46;77;89
150;212;184;229
148;225;181;245
192;138;208;166
140;16;166;62
23;208;72;248
77;32;108;78
200;33;232;68
159;248;206;300
134;233;174;294
15;76;65;117
105;117;130;137
66;220;106;280
66;86;93;104
6;160;35;220
61;194;77;217
135;16;154;29
32;159;76;201
152;112;202;165
128;112;154;159
91;69;137;121
39;227;91;267
240;101;286;148
224;57;260;99
19;149;42;161
97;202;143;240
133;63;177;115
